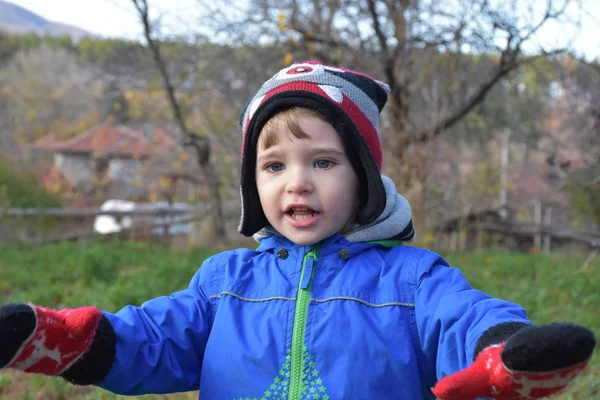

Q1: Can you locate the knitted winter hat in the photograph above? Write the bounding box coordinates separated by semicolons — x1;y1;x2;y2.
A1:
238;61;390;237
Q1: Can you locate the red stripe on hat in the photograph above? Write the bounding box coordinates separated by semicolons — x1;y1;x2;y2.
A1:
242;81;317;154
336;94;382;170
243;81;383;170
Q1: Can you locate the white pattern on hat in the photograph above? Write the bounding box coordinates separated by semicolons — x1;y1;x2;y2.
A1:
274;63;325;79
318;85;343;103
245;62;381;130
246;95;266;130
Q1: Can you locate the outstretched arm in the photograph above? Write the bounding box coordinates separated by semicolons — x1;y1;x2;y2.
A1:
412;251;596;400
413;252;532;388
0;257;217;395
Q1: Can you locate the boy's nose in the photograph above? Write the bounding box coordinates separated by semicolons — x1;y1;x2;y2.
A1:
285;169;313;194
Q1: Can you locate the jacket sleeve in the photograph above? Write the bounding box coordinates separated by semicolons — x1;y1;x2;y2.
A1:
411;250;531;389
95;255;218;395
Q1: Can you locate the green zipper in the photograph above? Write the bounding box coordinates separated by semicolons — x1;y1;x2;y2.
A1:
288;246;319;400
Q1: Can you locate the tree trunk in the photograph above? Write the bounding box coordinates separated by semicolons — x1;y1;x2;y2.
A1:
385;150;427;242
187;135;226;241
384;97;431;242
131;0;227;241
198;159;226;240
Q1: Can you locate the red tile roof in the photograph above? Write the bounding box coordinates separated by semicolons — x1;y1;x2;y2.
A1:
33;123;176;158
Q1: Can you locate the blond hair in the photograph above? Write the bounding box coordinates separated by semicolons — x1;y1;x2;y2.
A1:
258;107;330;150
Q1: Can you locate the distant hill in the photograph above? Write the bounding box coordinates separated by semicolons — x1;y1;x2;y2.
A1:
0;0;93;41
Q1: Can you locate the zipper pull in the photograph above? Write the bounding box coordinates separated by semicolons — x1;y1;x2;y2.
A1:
300;257;315;289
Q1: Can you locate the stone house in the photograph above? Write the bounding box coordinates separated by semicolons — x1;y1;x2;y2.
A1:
33;121;205;203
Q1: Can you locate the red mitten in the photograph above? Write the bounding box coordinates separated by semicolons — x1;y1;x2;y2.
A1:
432;323;596;400
2;303;102;375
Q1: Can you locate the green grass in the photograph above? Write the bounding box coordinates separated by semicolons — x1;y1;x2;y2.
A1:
0;239;214;313
0;241;598;399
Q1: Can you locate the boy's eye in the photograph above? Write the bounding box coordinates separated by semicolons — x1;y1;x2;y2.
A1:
315;159;334;169
267;162;284;172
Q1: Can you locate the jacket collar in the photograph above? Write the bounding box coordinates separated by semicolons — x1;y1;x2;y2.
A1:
256;233;382;259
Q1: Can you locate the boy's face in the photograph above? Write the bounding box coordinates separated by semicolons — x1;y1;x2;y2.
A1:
255;114;359;245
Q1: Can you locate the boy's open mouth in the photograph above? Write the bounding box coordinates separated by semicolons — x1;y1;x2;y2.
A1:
287;207;319;220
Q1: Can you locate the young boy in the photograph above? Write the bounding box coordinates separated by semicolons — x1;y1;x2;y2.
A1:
0;61;595;400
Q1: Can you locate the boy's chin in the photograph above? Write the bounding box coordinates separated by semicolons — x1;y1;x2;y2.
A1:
283;230;329;246
288;236;322;246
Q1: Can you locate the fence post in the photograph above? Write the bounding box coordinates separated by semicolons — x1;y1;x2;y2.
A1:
533;200;542;251
499;129;511;220
543;205;552;253
450;231;458;251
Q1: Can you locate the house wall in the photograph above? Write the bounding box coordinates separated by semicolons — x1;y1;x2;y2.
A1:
108;159;141;182
54;153;94;184
55;153;143;185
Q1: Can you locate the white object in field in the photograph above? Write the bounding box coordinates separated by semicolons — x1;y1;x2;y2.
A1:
93;200;134;234
93;200;192;235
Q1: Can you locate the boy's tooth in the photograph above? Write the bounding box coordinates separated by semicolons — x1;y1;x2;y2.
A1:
291;211;317;220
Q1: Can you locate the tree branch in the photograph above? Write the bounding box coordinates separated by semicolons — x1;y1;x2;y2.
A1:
515;0;571;50
366;0;389;57
293;26;358;53
416;0;574;141
131;0;225;239
131;0;188;142
419;49;565;142
418;0;574;141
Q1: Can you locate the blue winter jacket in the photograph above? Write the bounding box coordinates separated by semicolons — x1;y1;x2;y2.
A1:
97;234;530;399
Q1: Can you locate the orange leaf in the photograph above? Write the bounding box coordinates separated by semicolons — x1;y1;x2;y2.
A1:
284;53;293;66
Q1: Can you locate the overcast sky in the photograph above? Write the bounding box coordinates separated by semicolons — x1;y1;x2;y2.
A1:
5;0;600;60
6;0;201;39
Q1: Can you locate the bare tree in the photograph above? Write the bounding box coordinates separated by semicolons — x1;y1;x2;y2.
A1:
131;0;226;240
554;56;600;225
579;58;600;133
208;0;582;231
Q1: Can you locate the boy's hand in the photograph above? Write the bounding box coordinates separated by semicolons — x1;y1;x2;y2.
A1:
432;323;596;400
0;303;102;376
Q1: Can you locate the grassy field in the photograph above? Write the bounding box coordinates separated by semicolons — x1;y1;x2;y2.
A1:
0;240;598;399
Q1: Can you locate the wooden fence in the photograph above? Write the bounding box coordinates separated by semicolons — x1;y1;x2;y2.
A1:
3;201;598;255
0;201;239;245
435;202;600;253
